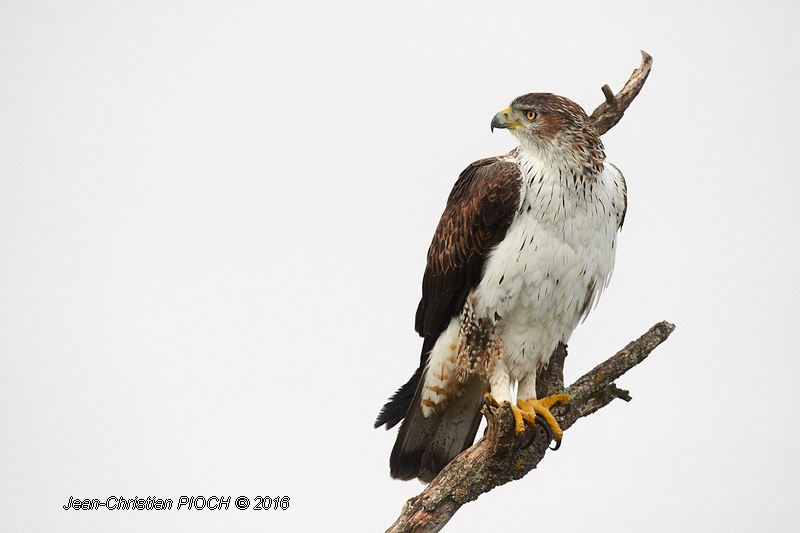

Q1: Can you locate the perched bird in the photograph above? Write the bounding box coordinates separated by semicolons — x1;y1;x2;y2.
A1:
375;92;627;482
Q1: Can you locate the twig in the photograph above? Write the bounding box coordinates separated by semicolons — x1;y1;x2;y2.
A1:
590;50;653;135
385;51;659;533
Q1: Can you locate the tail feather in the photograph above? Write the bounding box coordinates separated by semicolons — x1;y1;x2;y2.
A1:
389;373;487;482
374;366;423;429
375;336;438;430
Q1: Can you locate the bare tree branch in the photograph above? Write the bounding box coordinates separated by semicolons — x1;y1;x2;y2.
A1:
590;50;653;135
386;322;675;533
385;52;660;533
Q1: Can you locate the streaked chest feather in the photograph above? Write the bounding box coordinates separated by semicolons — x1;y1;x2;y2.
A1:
473;152;625;374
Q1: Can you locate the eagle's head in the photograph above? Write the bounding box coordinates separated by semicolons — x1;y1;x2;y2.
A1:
491;92;604;174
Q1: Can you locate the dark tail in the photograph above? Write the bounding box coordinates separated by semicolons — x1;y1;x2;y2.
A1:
374;365;423;430
374;336;438;430
390;373;486;482
376;351;486;483
375;336;487;482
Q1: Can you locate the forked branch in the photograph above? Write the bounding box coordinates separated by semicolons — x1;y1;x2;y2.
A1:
590;50;653;135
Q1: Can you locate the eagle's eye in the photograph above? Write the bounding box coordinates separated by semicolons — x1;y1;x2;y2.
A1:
525;110;536;121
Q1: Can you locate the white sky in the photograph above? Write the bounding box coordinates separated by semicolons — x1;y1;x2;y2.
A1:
2;1;799;531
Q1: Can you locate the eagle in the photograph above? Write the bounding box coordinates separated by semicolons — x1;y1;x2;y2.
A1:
375;92;627;482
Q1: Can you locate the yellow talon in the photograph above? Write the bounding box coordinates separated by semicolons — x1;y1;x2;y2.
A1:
483;393;570;442
483;392;501;408
515;394;570;441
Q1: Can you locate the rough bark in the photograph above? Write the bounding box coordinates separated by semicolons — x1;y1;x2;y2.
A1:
386;322;674;533
385;51;661;533
590;50;653;136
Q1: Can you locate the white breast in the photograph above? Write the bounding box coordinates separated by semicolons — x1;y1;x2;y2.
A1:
473;150;626;382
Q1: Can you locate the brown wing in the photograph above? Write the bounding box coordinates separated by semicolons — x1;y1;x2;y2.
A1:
373;153;522;432
415;154;523;340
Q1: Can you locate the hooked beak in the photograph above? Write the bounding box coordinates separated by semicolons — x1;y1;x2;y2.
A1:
490;107;516;132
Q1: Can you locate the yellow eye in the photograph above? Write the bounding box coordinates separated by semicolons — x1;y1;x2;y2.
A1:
526;110;536;121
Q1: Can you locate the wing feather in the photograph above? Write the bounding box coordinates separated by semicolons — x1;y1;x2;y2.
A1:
415;155;523;341
374;153;521;435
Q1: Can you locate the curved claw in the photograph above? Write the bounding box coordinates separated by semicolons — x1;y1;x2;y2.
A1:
535;413;553;442
513;431;525;451
483;393;495;411
513;413;553;451
534;412;562;450
513;425;535;450
483;393;566;451
516;394;569;442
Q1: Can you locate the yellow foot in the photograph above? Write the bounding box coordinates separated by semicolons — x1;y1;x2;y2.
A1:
482;393;570;443
515;395;570;442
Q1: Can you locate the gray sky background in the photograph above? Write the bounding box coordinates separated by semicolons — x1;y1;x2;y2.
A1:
2;1;799;531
